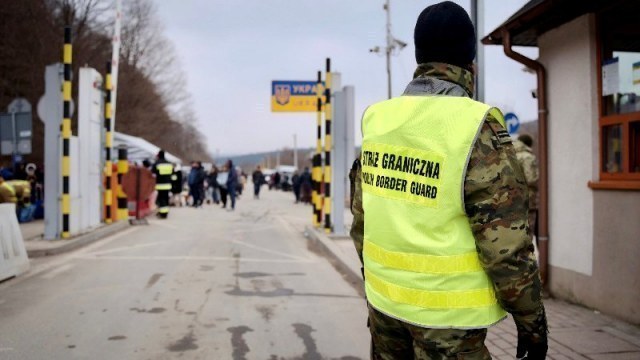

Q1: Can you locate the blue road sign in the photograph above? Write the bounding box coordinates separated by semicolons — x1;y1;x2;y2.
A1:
504;112;520;135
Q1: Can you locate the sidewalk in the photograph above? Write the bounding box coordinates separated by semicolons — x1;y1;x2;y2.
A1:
305;220;640;360
20;220;130;257
19;219;44;241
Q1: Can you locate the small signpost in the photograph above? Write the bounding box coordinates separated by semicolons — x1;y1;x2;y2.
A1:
0;98;33;168
504;112;520;135
271;80;324;112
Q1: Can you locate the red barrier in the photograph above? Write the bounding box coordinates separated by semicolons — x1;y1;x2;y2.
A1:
121;165;156;220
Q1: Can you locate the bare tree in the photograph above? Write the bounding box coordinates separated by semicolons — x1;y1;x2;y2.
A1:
0;0;212;165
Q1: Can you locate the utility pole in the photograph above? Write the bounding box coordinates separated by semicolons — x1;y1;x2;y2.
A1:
370;0;407;99
293;133;298;169
471;0;485;102
384;0;392;99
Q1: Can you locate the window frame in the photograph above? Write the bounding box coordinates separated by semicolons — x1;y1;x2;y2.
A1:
592;12;640;190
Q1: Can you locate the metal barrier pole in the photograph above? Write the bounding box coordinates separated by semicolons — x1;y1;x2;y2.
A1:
323;58;332;233
135;166;141;220
61;27;72;239
104;61;113;223
313;70;323;227
116;146;129;220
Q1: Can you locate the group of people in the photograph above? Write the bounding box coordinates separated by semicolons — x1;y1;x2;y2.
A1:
151;152;243;218
250;166;312;204
0;162;44;222
290;168;312;204
185;160;242;211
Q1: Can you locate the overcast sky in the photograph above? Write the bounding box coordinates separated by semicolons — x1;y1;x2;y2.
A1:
155;0;538;156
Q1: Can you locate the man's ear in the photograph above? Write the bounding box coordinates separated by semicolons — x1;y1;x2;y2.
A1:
468;63;476;76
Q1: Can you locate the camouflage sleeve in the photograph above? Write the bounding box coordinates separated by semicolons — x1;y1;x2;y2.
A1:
522;154;539;188
464;115;546;338
349;157;364;265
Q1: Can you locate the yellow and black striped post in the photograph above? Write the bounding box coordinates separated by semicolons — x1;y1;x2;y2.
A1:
313;70;323;227
61;27;72;239
323;58;332;233
116;146;129;220
104;61;114;224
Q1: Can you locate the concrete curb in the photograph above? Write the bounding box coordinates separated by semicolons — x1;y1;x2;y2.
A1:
26;221;130;258
304;226;365;298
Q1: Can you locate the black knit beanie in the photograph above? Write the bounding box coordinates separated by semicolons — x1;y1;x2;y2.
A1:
414;1;476;68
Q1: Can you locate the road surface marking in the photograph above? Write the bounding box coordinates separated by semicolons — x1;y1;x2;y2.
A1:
0;347;14;352
230;225;276;235
41;263;75;279
232;239;306;260
275;214;305;237
0;227;140;289
147;220;179;230
273;214;315;261
74;227;141;255
74;255;312;263
84;241;166;257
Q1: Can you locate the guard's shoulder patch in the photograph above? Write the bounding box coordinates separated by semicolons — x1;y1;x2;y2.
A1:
487;118;512;146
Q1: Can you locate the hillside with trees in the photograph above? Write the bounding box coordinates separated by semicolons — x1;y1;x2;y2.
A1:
0;0;211;165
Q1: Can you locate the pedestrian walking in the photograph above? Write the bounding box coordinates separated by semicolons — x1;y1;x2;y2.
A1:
207;166;220;204
152;150;173;219
217;165;229;208
349;2;547;359
273;171;281;190
171;164;184;207
252;165;264;199
225;160;238;211
187;161;206;207
299;167;312;204
291;171;301;203
238;171;246;197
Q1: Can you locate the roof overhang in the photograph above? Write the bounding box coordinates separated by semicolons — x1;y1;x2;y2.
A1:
481;0;624;47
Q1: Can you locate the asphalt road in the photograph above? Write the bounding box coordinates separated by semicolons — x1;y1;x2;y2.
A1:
0;190;369;359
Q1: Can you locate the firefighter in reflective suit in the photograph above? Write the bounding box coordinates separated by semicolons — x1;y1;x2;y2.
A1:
152;150;174;219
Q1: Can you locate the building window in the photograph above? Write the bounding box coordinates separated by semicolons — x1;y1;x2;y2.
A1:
632;121;640;172
596;4;640;187
603;124;623;174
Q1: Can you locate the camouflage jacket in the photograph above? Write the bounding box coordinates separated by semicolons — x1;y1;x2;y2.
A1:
513;139;539;210
350;62;546;339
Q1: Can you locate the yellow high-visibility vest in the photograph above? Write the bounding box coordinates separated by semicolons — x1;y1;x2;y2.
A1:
7;180;31;203
361;96;507;329
0;181;17;203
155;163;173;190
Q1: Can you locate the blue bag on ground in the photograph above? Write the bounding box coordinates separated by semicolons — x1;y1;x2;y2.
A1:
18;205;36;223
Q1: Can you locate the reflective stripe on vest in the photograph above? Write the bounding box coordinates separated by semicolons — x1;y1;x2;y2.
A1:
156;163;173;190
361;96;507;329
157;164;173;175
156;183;172;190
0;182;17;204
1;182;15;196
